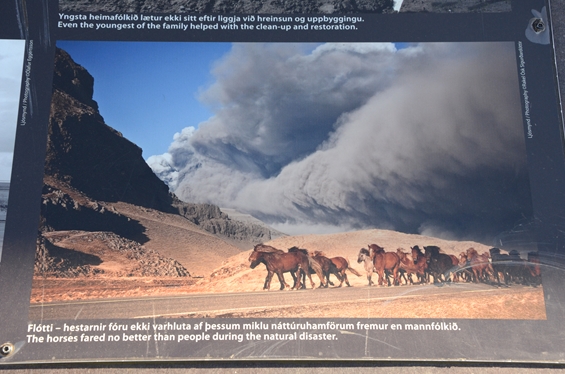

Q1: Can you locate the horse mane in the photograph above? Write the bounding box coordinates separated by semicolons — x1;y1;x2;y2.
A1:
424;246;442;255
359;248;370;256
466;247;478;257
489;247;501;255
368;244;385;257
253;243;284;254
288;246;309;255
313;250;326;257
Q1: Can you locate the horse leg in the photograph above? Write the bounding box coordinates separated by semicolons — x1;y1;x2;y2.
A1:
366;271;373;286
263;271;274;290
309;272;320;289
335;270;345;287
343;270;351;287
378;270;385;286
291;269;302;290
276;271;289;290
300;270;307;289
290;271;298;289
330;269;342;287
312;267;325;289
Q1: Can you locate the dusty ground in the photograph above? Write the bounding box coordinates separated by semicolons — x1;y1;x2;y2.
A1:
178;286;546;319
109;202;243;277
30;277;198;303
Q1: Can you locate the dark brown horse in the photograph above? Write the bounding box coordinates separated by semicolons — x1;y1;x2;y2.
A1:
311;251;341;287
249;244;313;290
397;248;426;285
289;247;326;288
368;244;400;286
423;246;455;284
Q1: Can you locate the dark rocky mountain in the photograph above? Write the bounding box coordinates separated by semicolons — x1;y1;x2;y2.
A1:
48;49;175;213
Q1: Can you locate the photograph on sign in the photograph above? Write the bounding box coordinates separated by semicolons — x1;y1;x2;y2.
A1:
58;0;511;14
30;40;543;322
0;39;26;261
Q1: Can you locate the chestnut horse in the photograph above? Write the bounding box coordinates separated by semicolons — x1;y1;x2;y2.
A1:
330;255;362;287
312;251;362;287
369;244;400;286
396;248;426;285
249;244;317;290
411;246;429;283
465;248;493;283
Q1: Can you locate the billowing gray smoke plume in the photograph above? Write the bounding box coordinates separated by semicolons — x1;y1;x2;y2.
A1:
148;42;531;242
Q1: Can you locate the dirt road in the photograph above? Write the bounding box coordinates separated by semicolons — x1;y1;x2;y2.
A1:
29;283;545;320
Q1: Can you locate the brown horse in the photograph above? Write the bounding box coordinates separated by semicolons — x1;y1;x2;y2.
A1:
465;248;493;283
312;251;361;287
311;251;341;287
289;247;327;288
396;248;426;285
249;244;314;290
330;256;362;287
368;244;400;286
411;245;428;282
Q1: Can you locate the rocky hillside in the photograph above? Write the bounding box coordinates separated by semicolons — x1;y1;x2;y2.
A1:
35;230;190;277
59;0;394;14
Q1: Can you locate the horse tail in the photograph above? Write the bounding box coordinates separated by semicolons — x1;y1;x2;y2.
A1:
347;266;363;277
343;259;362;277
308;257;325;285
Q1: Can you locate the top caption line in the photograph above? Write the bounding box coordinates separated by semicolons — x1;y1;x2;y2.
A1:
58;13;365;31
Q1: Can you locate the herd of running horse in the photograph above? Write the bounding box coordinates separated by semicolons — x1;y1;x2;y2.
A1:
248;243;542;290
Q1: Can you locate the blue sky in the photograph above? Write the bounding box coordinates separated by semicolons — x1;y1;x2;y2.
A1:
57;41;232;159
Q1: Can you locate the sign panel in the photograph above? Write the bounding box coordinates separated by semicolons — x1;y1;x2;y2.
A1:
1;0;565;364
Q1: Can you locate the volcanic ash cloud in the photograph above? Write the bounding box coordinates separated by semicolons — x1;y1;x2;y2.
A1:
148;42;530;241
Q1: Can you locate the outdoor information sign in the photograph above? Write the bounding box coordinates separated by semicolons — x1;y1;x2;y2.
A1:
1;0;565;364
